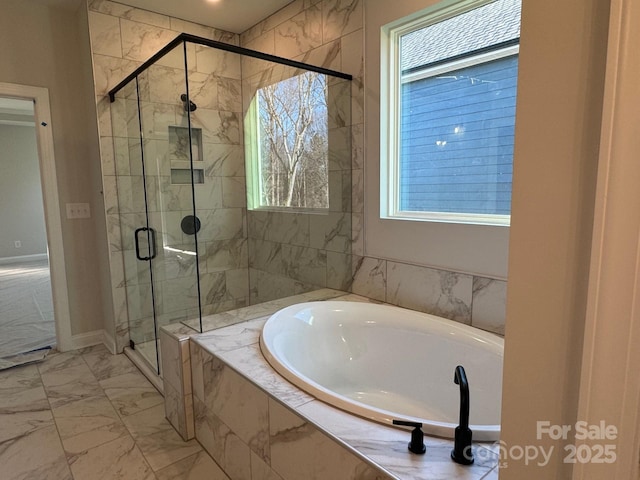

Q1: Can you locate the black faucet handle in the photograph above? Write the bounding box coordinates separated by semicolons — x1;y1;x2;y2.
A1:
451;365;474;465
392;419;426;454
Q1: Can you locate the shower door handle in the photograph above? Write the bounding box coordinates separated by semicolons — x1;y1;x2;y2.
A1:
134;227;154;261
148;227;157;260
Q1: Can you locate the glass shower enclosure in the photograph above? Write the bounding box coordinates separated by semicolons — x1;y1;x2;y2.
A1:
109;34;352;375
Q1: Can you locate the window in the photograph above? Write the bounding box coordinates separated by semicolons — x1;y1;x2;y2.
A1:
246;71;329;211
383;0;521;225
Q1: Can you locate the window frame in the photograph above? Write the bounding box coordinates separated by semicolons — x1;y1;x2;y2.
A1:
363;0;514;279
244;74;331;215
381;2;518;226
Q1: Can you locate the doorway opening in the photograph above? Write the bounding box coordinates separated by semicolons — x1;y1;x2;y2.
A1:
0;98;55;361
0;82;72;367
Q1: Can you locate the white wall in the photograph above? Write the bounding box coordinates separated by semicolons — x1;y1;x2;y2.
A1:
0;0;112;338
500;0;609;478
0;124;48;258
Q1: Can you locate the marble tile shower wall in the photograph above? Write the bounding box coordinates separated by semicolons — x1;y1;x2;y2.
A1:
109;55;248;341
239;0;508;334
241;60;353;304
88;0;507;352
88;0;243;350
239;0;360;306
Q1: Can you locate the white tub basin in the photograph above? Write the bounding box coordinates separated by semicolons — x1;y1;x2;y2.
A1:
260;301;503;441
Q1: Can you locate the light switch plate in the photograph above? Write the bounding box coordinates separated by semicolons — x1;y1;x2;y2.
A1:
66;203;91;219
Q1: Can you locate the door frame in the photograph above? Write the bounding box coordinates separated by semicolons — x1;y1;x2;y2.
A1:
0;82;72;351
572;0;640;477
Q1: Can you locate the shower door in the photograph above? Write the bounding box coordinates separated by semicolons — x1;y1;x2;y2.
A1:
115;62;202;374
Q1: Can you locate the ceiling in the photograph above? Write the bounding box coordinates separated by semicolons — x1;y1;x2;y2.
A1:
28;0;294;33
25;0;294;34
105;0;294;34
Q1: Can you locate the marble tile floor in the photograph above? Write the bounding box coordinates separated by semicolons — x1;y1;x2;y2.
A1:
0;259;56;359
0;344;229;480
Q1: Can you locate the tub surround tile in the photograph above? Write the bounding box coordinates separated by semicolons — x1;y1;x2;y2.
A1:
160;330;195;440
202;355;270;461
250;450;285;480
387;262;473;324
297;401;498;478
159;331;186;394
351;256;387;302
181;287;344;333
269;398;372;480
471;278;507;335
191;294;500;480
193;396;252;479
164;380;189;439
218;343;315;409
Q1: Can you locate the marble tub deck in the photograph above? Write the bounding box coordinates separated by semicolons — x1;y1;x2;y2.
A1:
187;291;501;480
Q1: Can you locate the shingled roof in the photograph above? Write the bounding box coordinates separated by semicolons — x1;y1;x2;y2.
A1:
401;0;521;71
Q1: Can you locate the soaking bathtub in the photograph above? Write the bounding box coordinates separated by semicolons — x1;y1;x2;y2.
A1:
260;301;503;441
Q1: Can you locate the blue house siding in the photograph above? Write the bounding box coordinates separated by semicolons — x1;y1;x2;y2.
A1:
399;54;518;215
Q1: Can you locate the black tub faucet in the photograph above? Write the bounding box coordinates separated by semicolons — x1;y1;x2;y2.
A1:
451;365;474;465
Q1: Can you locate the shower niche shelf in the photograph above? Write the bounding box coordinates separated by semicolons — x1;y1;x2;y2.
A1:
168;125;204;184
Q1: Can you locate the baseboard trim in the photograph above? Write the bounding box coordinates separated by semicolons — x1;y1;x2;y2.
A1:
69;330;104;351
0;253;48;265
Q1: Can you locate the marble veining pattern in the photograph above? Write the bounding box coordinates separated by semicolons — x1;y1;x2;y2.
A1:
1;345;229;480
190;294;501;480
90;0;508;428
387;262;473;324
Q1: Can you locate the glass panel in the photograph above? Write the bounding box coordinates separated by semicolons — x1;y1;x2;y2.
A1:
138;42;202;352
111;76;159;371
241;55;352;307
111;38;352;340
184;44;246;324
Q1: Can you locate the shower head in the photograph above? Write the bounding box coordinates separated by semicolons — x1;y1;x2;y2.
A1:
180;94;197;112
